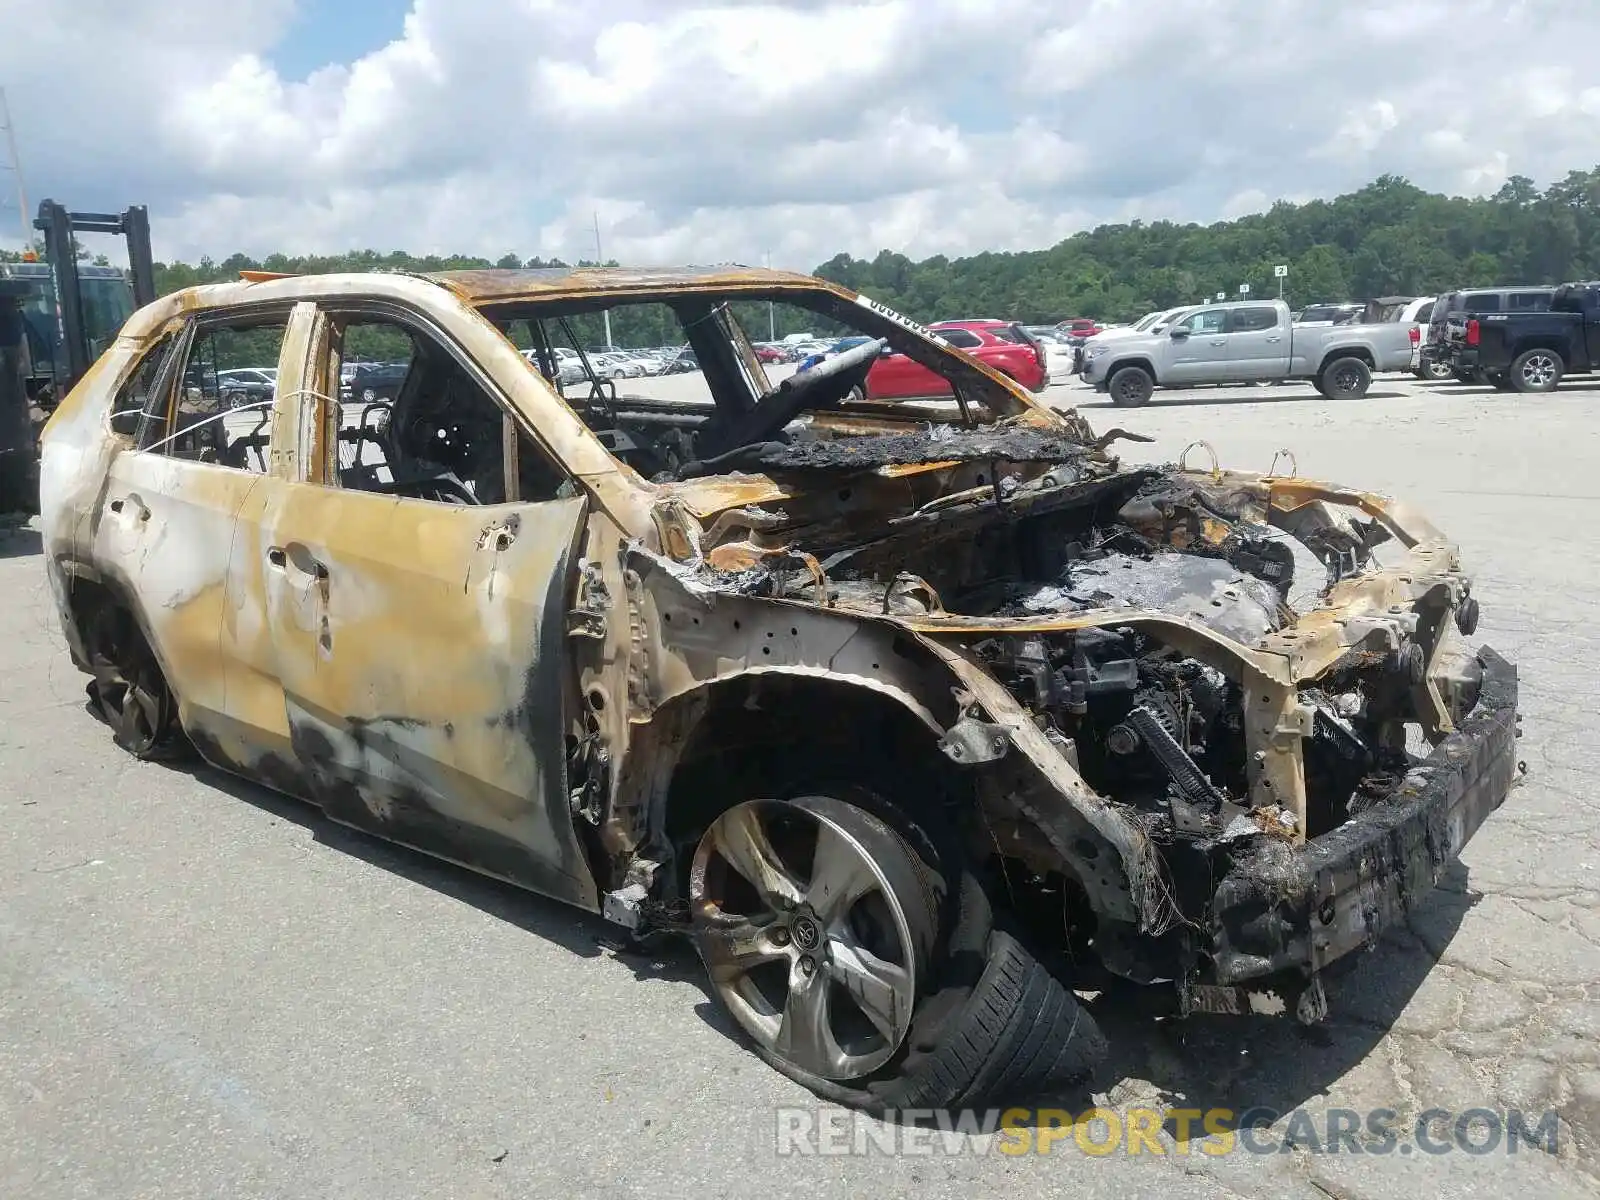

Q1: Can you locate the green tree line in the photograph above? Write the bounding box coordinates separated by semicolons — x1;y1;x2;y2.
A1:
812;168;1600;324
121;164;1600;347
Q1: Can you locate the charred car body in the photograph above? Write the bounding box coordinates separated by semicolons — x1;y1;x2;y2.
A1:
39;268;1519;1111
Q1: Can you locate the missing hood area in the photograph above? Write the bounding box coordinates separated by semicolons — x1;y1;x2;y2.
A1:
672;423;1116;478
667;451;1307;644
647;439;1429;868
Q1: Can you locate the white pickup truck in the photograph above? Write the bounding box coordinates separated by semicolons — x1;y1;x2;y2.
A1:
1082;299;1414;405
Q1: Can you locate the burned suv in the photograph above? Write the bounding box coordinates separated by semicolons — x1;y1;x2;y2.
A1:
40;268;1518;1111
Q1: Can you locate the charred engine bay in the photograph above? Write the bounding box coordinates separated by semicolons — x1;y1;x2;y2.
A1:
676;424;1102;477
686;452;1414;856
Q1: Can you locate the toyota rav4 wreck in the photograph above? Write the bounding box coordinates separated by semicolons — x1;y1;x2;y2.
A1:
39;267;1519;1112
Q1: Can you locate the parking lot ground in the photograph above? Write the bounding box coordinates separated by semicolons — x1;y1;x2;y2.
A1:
2;377;1598;1199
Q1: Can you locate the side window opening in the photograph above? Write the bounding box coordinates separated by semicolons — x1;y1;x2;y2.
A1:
144;313;287;471
331;314;572;505
479;291;1030;481
116;332;180;445
1183;309;1227;335
500;303;724;480
1228;307;1279;333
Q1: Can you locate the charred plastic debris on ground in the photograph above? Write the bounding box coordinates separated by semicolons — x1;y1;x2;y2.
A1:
651;421;1425;883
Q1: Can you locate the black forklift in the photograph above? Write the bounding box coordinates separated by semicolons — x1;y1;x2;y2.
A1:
0;199;155;512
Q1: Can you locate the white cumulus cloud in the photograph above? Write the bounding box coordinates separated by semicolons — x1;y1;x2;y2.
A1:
0;0;1596;269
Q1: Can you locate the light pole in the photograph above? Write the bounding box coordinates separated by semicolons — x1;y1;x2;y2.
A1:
0;88;30;249
765;250;776;341
594;210;613;348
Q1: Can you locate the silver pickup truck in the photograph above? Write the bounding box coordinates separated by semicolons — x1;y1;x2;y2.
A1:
1083;299;1414;406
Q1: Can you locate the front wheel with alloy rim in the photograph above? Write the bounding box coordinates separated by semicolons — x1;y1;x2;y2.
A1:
689;791;1105;1111
1316;356;1372;399
1107;365;1154;407
691;796;935;1085
1510;348;1563;393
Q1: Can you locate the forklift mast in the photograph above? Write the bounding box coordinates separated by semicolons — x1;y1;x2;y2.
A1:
33;199;156;391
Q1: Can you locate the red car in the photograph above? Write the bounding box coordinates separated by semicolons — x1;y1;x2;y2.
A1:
1058;317;1102;342
754;344;788;363
866;319;1048;399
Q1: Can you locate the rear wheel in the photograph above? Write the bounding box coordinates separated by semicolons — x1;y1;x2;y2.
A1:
1107;365;1154;407
1510;349;1563;393
84;606;184;759
1424;357;1454;381
1316;356;1372;399
689;791;1103;1111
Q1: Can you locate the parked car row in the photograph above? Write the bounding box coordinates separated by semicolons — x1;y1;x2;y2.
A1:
515;343;703;387
215;366;277;409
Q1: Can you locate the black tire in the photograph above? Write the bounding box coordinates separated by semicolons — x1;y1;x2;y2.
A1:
690;788;1104;1113
1317;356;1371;399
889;929;1107;1111
1107;365;1153;407
1509;348;1563;394
1424;357;1454;381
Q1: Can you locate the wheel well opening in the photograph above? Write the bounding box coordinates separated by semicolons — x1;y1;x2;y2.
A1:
62;576;131;656
1319;348;1374;373
660;676;961;881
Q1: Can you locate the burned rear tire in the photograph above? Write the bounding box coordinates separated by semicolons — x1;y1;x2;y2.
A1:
83;605;186;760
1107;365;1154;407
1316;356;1371;400
689;790;1104;1112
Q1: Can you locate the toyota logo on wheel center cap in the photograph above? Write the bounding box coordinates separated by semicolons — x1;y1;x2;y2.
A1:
790;915;821;952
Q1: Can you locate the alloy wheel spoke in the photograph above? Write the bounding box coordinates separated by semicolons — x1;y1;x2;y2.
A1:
712;805;804;907
775;966;842;1075
827;934;913;1045
804;824;880;925
698;913;789;983
89;651;126;695
126;678;163;744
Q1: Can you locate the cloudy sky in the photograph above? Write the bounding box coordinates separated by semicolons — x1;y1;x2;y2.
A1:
2;0;1597;270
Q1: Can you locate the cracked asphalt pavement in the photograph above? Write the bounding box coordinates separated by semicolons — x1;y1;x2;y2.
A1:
2;374;1597;1198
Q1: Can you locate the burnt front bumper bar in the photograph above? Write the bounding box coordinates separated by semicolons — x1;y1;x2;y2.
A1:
1208;646;1519;991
